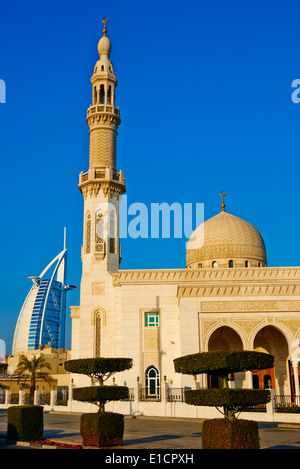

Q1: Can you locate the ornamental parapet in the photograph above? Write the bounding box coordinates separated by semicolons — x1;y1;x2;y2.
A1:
79;166;125;198
87;104;120;117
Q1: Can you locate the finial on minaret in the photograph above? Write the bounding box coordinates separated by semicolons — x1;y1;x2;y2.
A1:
220;191;226;212
102;17;108;37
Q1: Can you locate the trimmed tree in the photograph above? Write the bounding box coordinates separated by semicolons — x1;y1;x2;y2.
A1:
64;357;133;447
174;351;274;449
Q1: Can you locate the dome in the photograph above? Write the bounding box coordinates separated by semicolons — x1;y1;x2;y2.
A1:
186;205;267;269
98;35;111;57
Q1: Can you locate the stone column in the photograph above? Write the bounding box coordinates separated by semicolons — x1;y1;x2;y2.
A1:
266;388;275;415
5;390;10;406
34;390;40;405
19;390;25;405
245;370;253;388
292;361;300;396
50;390;57;410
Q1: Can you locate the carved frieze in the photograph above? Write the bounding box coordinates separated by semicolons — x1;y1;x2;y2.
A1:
200;300;300;313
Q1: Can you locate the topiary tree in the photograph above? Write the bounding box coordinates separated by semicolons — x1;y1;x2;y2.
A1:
64;357;133;447
174;350;274;449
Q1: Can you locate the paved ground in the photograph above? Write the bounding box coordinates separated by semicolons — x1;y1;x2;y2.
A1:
1;410;300;450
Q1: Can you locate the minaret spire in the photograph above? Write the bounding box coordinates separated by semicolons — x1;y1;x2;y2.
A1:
78;20;125;271
102;17;108;37
220;191;226;212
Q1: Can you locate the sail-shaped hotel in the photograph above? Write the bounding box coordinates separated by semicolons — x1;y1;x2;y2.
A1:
12;231;76;354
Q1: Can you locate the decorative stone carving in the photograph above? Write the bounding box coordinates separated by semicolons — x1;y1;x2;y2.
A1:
92;282;105;295
200;300;300;312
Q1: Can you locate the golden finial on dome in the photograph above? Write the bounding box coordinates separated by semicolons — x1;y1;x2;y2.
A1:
102;17;108;37
220;191;226;212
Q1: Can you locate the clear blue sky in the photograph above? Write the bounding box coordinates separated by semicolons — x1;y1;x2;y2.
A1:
1;0;300;354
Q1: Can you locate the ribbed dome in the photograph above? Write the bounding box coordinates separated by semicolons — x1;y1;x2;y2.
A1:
186;210;267;269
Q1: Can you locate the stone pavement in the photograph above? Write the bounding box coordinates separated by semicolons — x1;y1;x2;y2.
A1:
1;410;300;450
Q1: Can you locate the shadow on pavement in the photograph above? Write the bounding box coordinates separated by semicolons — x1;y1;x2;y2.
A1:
265;445;300;449
123;434;181;446
43;430;80;439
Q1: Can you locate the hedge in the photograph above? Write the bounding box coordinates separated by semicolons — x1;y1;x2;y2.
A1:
202;419;260;449
174;351;274;376
73;385;129;404
64;358;133;377
80;412;124;441
7;405;43;442
184;388;271;408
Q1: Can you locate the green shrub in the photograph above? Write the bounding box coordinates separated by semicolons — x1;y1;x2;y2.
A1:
73;385;129;405
80;412;124;441
7;405;43;442
64;358;133;378
202;419;260;449
174;351;274;376
185;388;270;408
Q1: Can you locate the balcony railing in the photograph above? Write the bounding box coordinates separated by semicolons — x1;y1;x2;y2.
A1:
122;388;135;401
87;105;120;117
2;387;300;417
275;395;300;413
79;167;125;186
167;388;185;402
39;393;51;405
139;388;161;402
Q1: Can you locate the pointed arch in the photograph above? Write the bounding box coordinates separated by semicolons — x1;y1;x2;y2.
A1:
95;210;105;254
91;307;107;358
145;366;160;399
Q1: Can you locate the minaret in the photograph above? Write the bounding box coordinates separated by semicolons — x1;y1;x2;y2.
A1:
79;18;126;273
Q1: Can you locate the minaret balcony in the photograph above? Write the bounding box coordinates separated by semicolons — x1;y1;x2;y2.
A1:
79;166;126;198
80;166;125;183
87;104;120;117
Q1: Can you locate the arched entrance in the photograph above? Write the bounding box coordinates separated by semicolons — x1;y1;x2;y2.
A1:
207;326;244;388
253;325;289;395
208;326;243;352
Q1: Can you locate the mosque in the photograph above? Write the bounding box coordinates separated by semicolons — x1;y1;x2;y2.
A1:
69;19;300;413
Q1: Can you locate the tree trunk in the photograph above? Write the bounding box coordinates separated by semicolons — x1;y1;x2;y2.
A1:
30;375;35;403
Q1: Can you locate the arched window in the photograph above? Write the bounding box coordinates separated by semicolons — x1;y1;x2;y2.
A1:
228;260;233;268
212;261;218;268
100;84;105;104
198;263;202;268
85;212;91;254
95;311;101;357
107;86;112;105
95;211;104;253
258;262;261;267
245;260;249;268
145;366;160;399
93;86;97;105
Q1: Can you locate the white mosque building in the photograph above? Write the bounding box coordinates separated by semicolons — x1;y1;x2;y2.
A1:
68;19;300;415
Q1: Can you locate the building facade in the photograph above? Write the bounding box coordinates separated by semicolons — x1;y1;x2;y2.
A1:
13;234;76;354
70;20;300;414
